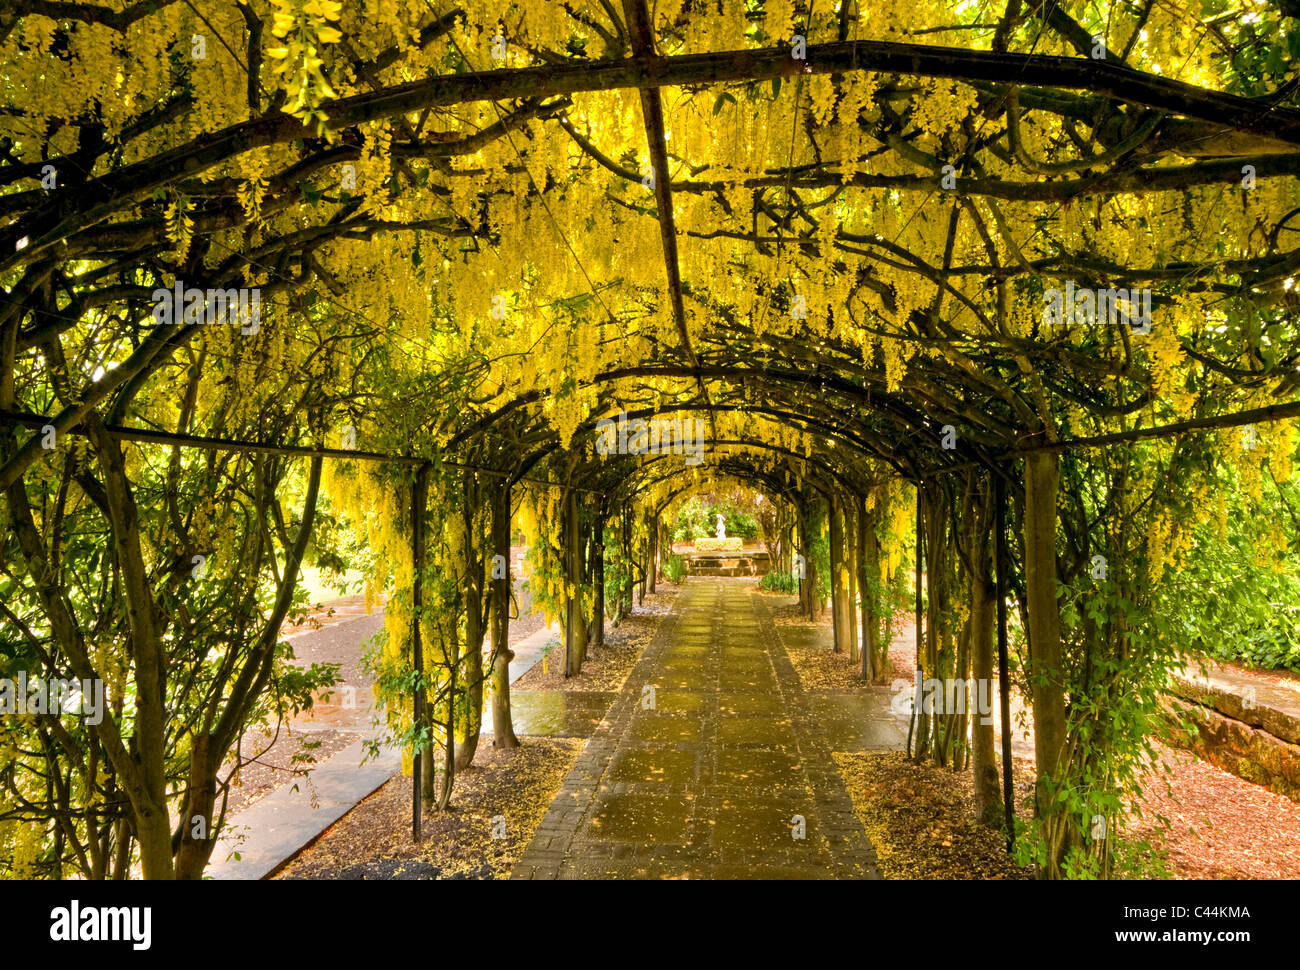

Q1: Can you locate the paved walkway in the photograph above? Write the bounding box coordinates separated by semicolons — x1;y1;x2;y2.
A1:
512;578;887;879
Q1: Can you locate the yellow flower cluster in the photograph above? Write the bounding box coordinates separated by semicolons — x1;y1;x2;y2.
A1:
1270;418;1296;484
1147;323;1186;413
909;79;977;141
266;0;344;134
1145;511;1172;585
164;200;194;262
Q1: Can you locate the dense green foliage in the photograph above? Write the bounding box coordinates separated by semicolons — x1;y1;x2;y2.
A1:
760;570;798;593
1168;467;1300;673
670;494;760;541
662;554;688;585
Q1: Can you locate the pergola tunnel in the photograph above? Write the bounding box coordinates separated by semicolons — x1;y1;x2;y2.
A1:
2;0;1300;883
318;387;1300;877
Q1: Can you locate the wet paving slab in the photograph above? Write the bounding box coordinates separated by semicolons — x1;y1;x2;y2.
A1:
498;690;617;738
512;578;884;880
804;692;909;752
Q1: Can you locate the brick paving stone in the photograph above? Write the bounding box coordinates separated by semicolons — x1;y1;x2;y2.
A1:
511;578;885;879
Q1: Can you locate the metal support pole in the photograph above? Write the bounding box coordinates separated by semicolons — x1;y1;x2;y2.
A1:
995;473;1016;851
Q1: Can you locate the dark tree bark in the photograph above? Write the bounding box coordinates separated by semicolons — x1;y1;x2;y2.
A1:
455;474;487;772
845;498;860;665
647;512;658;593
489;483;519;750
564;489;587;678
829;494;849;654
589;515;605;649
1023;450;1071;876
956;471;1000;826
857;492;886;683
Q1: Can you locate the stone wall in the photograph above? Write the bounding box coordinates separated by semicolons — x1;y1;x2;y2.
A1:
1162;670;1300;804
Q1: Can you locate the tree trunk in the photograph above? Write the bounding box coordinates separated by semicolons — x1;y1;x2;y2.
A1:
647;513;658;593
917;486;943;764
455;477;486;772
829;494;848;653
565;489;586;678
87;419;173;879
829;496;842;652
489;484;518;749
172;737;215;880
621;509;633;617
967;475;1000;825
1024;451;1070;876
578;517;590;667
638;514;648;602
799;499;818;620
910;484;926;763
970;561;999;825
845;498;859;665
589;516;605;649
797;502;809;615
421;734;437;801
432;609;458;812
857;493;884;683
455;598;484;771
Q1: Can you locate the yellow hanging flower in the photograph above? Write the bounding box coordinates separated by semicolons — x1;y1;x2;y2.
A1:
1271;418;1295;484
266;0;343;134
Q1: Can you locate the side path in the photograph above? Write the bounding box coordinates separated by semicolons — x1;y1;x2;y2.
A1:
206;614;560;880
511;578;883;879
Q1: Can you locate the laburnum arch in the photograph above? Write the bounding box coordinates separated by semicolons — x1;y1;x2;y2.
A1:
2;0;1300;880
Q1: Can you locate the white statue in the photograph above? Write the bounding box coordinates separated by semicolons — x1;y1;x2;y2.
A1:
715;513;726;540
